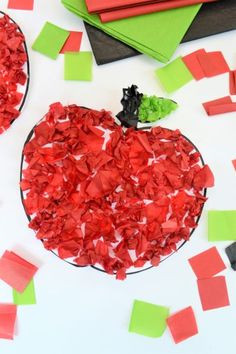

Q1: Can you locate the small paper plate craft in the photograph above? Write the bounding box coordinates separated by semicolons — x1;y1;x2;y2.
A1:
20;102;214;279
0;12;30;135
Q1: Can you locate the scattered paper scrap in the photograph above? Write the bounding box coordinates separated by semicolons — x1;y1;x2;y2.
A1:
32;22;69;60
167;306;198;344
182;49;206;81
155;57;193;93
229;70;236;95
60;31;83;53
64;51;92;81
8;0;34;10
208;210;236;241
225;242;236;271
197;51;230;77
202;96;236;116
0;250;38;293
13;279;36;305
232;159;236;170
188;247;226;279
197;276;230;311
129;300;169;338
0;304;17;340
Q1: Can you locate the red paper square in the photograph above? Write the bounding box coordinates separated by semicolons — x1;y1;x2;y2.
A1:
188;247;226;279
167;306;198;344
202;96;232;115
197;276;230;311
197;51;230;77
8;0;34;10
229;70;236;95
232;159;236;170
182;49;206;80
0;304;17;340
60;31;83;53
0;251;38;293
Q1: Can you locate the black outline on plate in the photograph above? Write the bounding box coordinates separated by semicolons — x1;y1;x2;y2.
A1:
0;11;30;123
20;107;207;276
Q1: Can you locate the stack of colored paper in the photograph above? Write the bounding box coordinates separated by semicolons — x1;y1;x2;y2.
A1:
62;0;202;63
85;0;217;23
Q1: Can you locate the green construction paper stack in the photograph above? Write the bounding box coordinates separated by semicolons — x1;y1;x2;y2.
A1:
129;299;169;338
61;0;201;63
208;210;236;241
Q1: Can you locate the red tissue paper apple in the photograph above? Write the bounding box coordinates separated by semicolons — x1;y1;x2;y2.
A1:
0;12;29;134
20;103;214;279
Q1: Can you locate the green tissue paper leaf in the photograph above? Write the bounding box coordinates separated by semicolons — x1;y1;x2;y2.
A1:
138;95;178;122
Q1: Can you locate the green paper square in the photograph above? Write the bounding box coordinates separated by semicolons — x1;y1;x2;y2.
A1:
32;22;69;60
64;51;92;81
129;299;169;338
156;57;193;93
208;210;236;241
13;279;36;305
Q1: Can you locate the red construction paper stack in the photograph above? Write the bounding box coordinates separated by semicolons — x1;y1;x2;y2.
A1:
85;0;218;23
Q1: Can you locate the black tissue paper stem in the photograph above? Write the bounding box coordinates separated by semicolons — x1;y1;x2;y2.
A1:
116;85;143;128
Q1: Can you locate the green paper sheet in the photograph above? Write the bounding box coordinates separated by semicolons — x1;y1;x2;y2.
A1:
208;210;236;241
32;22;69;60
156;57;193;93
129;299;169;338
61;0;201;63
13;279;36;305
64;51;92;81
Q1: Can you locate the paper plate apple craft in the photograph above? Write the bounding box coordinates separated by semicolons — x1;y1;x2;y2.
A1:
20;103;214;279
0;12;29;134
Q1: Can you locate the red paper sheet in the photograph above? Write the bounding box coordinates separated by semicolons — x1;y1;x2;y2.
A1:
99;0;215;23
208;103;236;116
232;159;236;170
8;0;34;10
60;31;83;53
188;247;226;279
197;51;230;77
229;70;236;95
197;276;230;311
0;251;38;293
182;49;206;81
202;96;233;115
0;304;17;340
86;0;164;13
167;306;198;344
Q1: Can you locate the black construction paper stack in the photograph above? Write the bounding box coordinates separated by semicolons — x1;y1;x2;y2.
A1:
84;0;236;65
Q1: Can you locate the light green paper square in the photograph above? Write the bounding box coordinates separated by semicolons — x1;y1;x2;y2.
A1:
208;210;236;241
13;279;36;305
32;22;69;60
129;299;169;338
156;57;193;93
64;51;92;81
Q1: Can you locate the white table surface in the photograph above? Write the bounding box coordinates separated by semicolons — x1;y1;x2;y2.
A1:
0;1;236;353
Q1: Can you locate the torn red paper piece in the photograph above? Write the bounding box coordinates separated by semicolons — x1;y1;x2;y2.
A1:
229;70;236;95
167;306;198;344
0;304;17;340
197;51;230;77
232;159;236;170
0;251;38;293
197;276;230;311
202;96;233;115
60;31;83;53
8;0;34;10
20;104;213;279
188;247;226;279
182;49;206;80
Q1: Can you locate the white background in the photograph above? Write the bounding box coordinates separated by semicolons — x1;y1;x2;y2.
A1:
0;1;236;353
